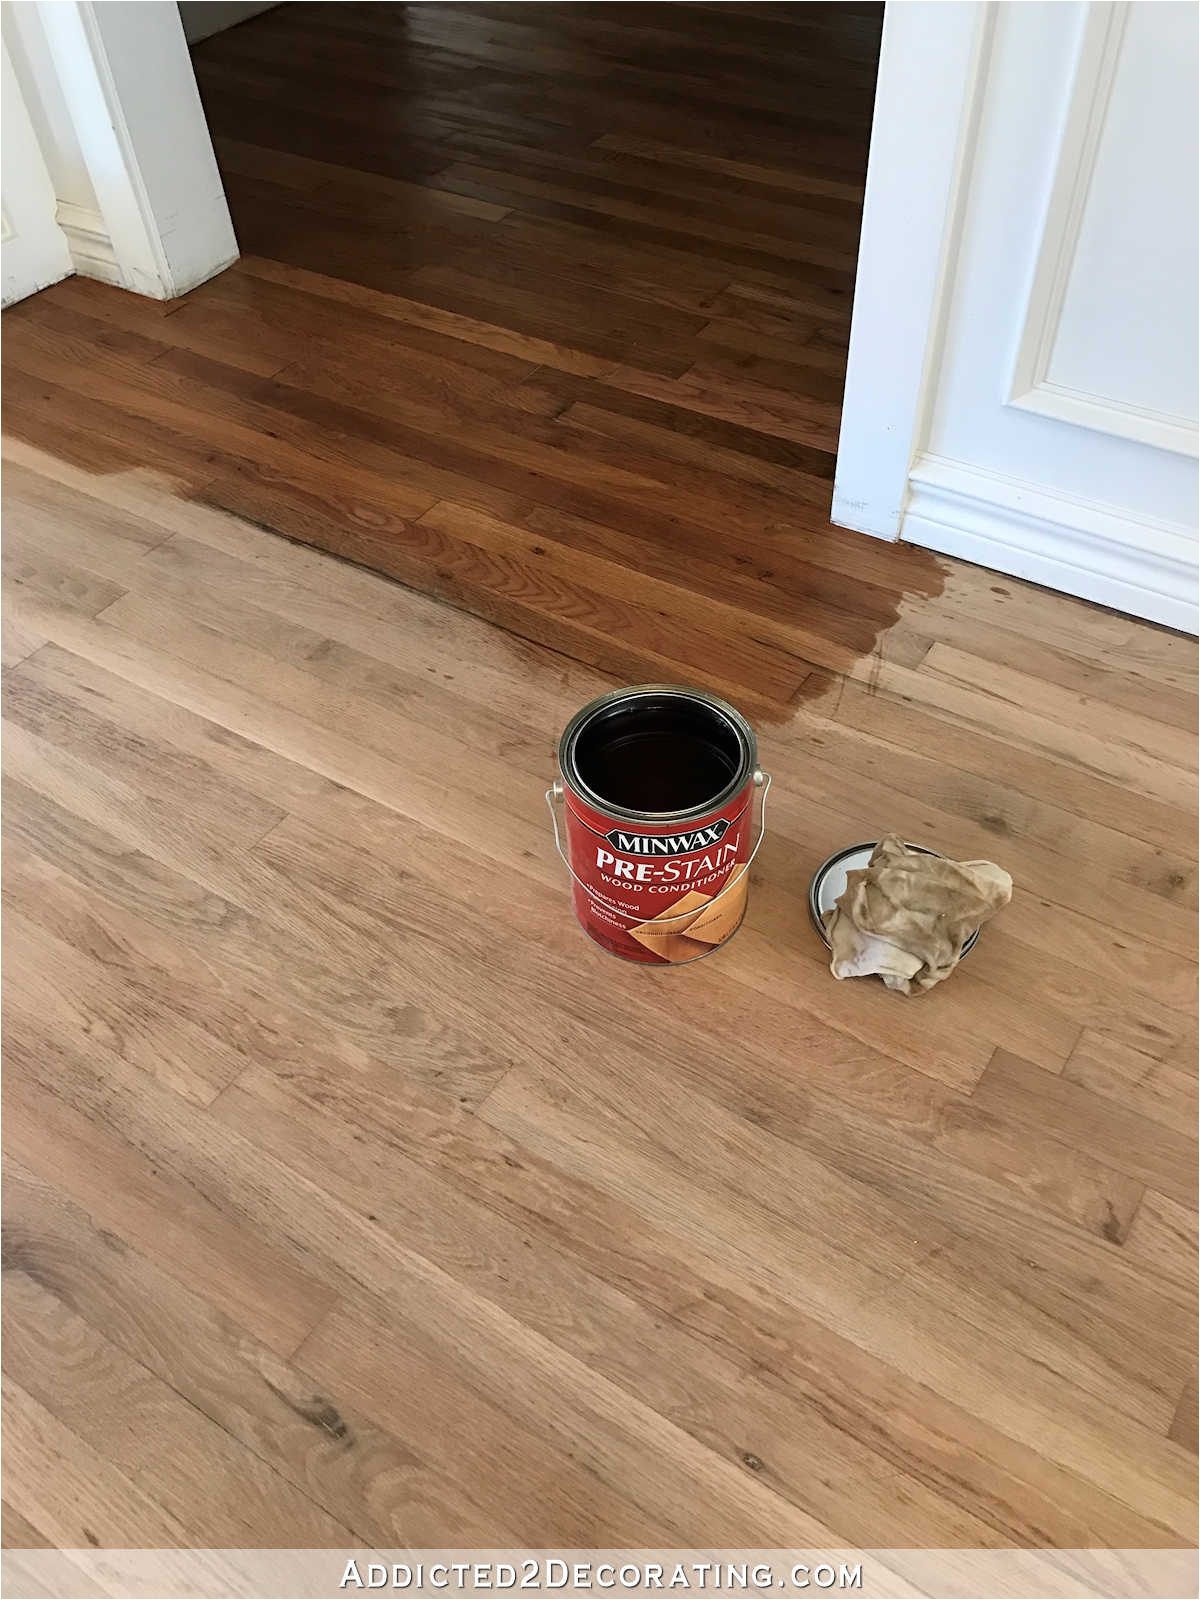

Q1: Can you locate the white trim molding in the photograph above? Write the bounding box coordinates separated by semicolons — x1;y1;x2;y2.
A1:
1007;380;1198;460
54;199;119;285
1006;2;1198;459
831;1;995;542
31;0;238;300
906;454;1198;634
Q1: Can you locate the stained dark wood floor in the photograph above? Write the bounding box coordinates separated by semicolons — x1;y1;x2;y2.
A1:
2;0;950;721
2;0;1198;1557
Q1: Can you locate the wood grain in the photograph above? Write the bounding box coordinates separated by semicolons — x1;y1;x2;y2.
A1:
975;1052;1197;1208
1;445;1195;1545
0;0;935;716
1170;1370;1199;1457
2;1163;511;1546
2;0;1196;1555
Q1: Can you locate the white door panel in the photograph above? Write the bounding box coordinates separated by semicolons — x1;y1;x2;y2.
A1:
835;1;1198;631
2;33;70;305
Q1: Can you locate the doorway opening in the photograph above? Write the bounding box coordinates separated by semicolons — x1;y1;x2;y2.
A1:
188;3;937;712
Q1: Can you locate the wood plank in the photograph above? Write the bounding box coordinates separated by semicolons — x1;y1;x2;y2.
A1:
430;159;862;265
0;1502;52;1550
436;131;865;235
765;708;1198;952
1;609;47;671
2;543;127;621
3;641;287;853
214;1049;1184;1548
602;359;842;450
214;134;512;220
592;132;867;201
973;1052;1198;1207
1169;1370;1199;1456
3;906;244;1107
3;1272;353;1546
433;139;862;254
210;1045;1182;1547
851;647;1194;813
829;679;1195;861
2;1378;192;1549
3;317;447;527
3;760;512;1109
476;1050;1188;1427
920;928;1185;1065
6;1038;678;1547
1065;1031;1199;1131
798;688;1196;923
2;1162;513;1546
887;614;1199;734
237;253;617;377
3;1011;337;1360
297;1286;835;1550
904;574;1197;690
1124;1192;1199;1296
478;1065;1195;1535
919;643;1197;787
414;499;814;700
3;819;504;1159
2;458;176;563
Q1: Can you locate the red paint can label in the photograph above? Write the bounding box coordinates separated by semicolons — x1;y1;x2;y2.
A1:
562;780;755;963
554;686;760;966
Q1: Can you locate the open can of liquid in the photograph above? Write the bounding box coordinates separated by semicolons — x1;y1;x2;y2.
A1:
547;685;769;965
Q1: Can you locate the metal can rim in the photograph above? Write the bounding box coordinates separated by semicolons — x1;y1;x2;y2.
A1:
557;683;757;824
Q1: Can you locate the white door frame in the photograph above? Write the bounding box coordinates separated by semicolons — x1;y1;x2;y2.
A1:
831;1;992;544
833;0;1197;633
5;0;237;301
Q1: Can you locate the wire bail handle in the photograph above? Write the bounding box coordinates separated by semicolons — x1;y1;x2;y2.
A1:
545;769;771;927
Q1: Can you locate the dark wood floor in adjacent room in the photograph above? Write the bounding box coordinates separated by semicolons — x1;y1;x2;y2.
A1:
2;0;1197;1558
3;0;933;718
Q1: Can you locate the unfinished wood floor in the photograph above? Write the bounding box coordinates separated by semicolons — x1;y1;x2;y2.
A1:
2;0;1198;1555
3;439;1199;1549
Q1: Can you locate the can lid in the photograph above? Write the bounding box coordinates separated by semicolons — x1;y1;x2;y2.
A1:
808;841;983;958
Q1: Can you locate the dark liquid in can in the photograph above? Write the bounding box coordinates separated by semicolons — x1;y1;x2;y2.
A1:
573;698;742;813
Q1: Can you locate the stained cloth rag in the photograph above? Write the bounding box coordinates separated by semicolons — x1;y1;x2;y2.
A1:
823;834;1012;994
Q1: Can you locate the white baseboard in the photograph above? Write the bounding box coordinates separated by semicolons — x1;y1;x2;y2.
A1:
829;484;905;543
55;200;120;286
903;454;1199;634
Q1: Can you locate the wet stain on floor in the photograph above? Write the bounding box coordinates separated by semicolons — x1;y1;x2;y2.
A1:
2;271;947;729
0;0;956;724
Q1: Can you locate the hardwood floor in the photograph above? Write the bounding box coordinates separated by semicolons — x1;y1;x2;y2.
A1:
2;0;938;722
2;0;1198;1555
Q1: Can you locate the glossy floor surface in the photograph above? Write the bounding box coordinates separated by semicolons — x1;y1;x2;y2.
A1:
2;0;1197;1555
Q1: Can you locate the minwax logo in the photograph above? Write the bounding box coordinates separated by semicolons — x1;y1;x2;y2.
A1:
604;818;732;856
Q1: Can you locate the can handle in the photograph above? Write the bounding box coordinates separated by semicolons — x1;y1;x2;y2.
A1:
544;770;772;927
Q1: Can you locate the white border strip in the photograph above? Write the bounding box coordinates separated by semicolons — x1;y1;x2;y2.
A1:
907;453;1199;633
2;1548;1197;1600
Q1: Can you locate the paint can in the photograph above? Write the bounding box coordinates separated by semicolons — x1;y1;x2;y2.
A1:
547;685;769;965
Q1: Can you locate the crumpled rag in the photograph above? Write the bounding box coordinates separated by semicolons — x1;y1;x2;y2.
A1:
823;834;1012;995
